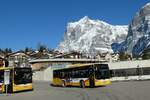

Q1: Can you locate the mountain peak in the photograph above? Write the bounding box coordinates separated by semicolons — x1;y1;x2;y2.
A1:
142;2;150;8
78;16;91;23
81;16;90;20
57;17;128;55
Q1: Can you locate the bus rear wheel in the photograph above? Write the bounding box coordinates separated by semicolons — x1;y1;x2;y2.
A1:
80;80;85;88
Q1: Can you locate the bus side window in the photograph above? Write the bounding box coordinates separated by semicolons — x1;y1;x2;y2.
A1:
53;71;57;77
72;71;75;78
68;72;72;78
61;72;65;79
88;68;94;75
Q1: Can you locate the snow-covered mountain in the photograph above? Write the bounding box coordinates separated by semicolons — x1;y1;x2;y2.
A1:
57;16;128;55
122;2;150;56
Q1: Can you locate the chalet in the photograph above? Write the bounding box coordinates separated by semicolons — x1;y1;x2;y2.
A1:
0;57;8;67
6;51;30;67
53;51;82;59
29;51;53;59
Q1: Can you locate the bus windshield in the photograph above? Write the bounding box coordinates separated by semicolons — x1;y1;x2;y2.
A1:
95;64;110;79
14;68;32;84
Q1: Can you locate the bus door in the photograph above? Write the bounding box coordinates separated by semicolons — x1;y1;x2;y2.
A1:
7;70;13;93
0;70;4;93
89;67;95;88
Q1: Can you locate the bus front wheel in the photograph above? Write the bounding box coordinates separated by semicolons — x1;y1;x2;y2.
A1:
80;80;85;88
62;81;66;87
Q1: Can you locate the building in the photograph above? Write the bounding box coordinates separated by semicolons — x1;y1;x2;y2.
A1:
29;51;53;59
6;51;30;67
0;57;8;67
53;51;83;59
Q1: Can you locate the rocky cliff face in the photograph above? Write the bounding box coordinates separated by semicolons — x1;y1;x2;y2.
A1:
57;16;128;55
122;3;150;56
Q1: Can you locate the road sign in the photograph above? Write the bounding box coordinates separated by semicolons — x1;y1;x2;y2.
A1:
4;70;10;85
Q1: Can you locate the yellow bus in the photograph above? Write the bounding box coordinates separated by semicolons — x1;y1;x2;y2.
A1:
52;63;111;88
0;67;33;93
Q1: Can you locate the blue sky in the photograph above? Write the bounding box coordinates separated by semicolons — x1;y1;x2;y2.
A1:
0;0;149;51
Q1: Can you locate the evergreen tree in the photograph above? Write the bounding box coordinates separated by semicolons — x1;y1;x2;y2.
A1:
4;48;12;54
142;47;150;59
37;43;47;52
119;52;129;61
24;47;34;53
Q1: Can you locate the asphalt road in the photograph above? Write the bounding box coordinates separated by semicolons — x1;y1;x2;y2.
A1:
1;81;150;100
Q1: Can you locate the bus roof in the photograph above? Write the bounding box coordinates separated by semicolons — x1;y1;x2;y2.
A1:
0;67;14;71
54;63;108;71
68;63;108;68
